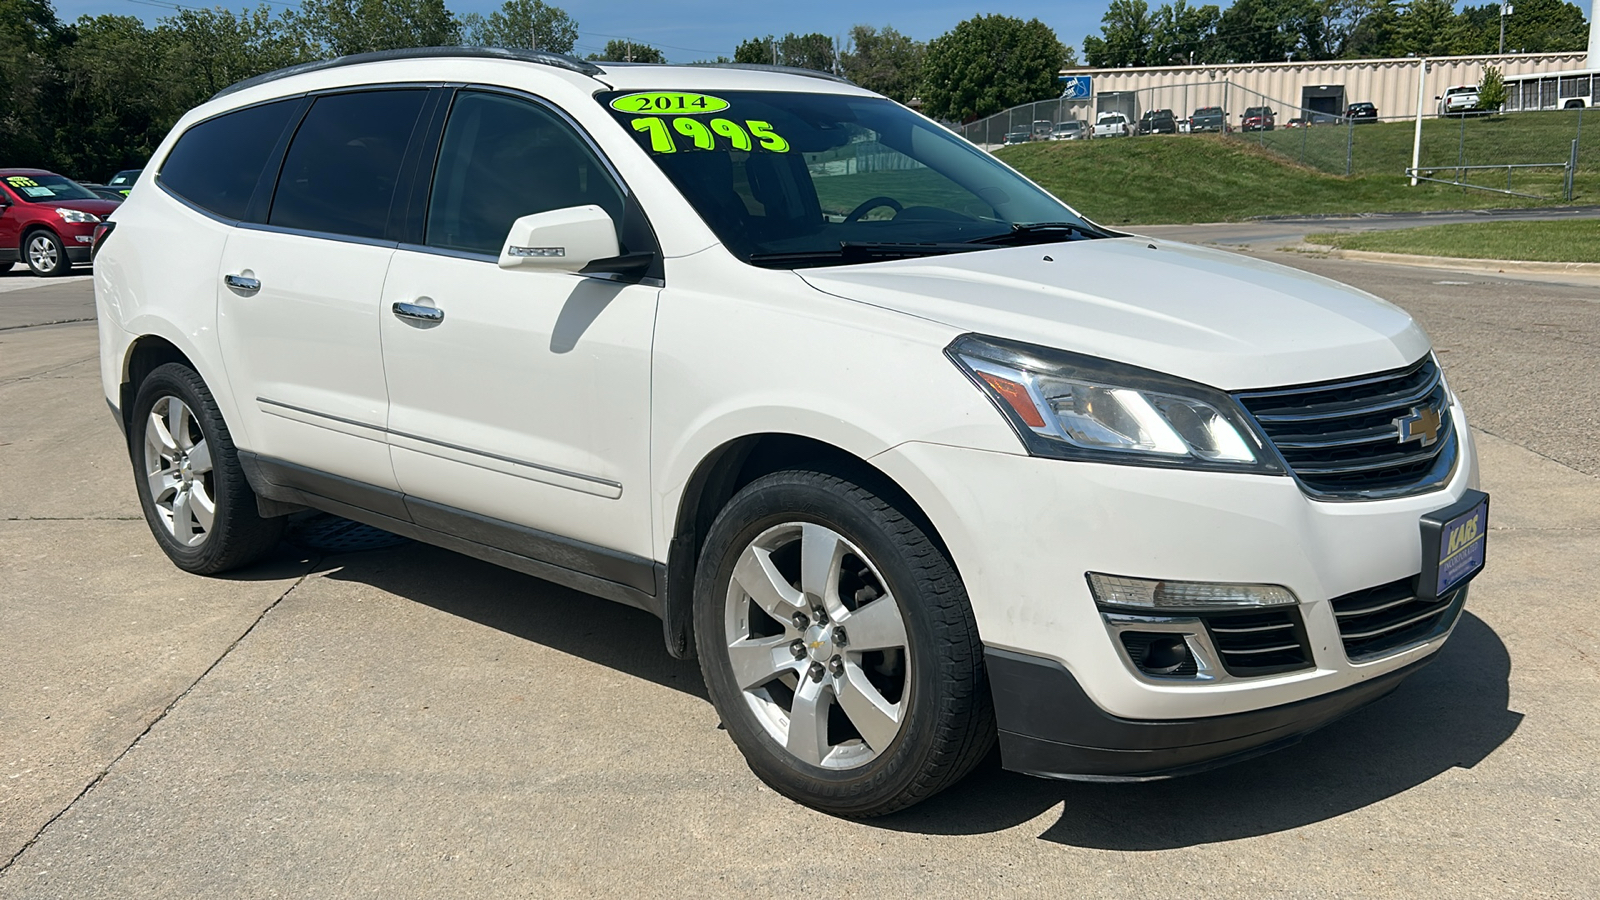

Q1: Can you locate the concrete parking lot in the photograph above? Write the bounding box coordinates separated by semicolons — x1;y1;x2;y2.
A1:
1;249;1597;898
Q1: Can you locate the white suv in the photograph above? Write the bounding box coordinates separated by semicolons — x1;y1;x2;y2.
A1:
94;48;1489;817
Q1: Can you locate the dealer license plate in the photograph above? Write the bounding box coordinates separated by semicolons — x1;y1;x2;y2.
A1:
1419;490;1489;600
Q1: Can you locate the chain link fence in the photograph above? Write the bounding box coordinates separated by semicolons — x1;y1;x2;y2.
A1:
961;80;1593;202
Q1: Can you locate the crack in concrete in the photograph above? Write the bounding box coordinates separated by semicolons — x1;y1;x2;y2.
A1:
0;355;98;387
0;318;96;333
1472;425;1600;480
0;559;322;877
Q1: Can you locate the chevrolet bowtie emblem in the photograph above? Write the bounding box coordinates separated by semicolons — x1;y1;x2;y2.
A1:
1394;406;1442;447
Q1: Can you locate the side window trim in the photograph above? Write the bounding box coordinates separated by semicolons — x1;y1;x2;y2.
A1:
154;94;308;224
392;87;455;246
242;96;313;224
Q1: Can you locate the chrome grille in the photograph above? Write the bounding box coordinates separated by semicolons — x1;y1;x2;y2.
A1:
1203;608;1312;676
1331;578;1468;661
1235;356;1456;499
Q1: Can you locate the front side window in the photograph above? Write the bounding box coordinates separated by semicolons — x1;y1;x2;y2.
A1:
160;99;300;220
426;91;625;255
598;90;1099;267
269;90;428;239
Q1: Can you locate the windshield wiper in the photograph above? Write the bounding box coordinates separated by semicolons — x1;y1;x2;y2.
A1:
749;241;984;267
965;221;1109;246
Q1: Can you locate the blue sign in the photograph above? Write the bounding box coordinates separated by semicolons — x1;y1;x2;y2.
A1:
1059;75;1093;100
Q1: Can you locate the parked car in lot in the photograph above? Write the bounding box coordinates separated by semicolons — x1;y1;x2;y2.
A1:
78;183;129;201
107;169;142;193
1439;85;1481;116
0;169;120;275
1092;111;1130;137
1002;128;1031;145
1190;106;1226;132
1241;106;1276;131
1050;120;1085;141
1031;119;1054;140
1137;108;1177;135
97;48;1489;818
1345;101;1378;121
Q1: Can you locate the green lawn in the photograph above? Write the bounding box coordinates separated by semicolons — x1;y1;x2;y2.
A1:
994;135;1567;226
1303;221;1600;263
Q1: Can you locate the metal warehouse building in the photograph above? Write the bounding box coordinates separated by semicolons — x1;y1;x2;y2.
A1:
1064;52;1591;121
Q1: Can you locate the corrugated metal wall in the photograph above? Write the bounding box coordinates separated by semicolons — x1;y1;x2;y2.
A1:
1069;53;1589;119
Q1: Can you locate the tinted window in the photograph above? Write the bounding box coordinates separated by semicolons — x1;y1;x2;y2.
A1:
160;100;299;219
426;91;625;255
270;90;427;239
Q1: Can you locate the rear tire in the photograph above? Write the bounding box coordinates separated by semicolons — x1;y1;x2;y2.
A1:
695;468;994;817
130;363;284;574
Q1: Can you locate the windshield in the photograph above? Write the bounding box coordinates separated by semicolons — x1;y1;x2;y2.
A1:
598;90;1097;267
3;173;97;202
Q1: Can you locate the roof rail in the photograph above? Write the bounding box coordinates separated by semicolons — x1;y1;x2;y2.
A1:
211;46;603;100
684;62;854;86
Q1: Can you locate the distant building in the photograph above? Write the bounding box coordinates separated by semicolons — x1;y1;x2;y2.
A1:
1062;52;1590;121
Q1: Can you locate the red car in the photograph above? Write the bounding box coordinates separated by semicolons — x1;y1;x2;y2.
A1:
1;169;121;276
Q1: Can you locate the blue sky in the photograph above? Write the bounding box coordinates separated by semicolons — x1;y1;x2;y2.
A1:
58;0;1118;63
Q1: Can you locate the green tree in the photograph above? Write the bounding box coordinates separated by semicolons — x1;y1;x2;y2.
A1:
1500;0;1589;52
458;0;576;53
585;38;663;62
162;6;316;103
1214;0;1328;62
0;0;66;168
1339;0;1404;58
921;14;1065;121
778;32;835;72
292;0;460;56
839;25;925;102
1150;0;1222;64
1394;0;1457;56
55;14;171;178
1083;0;1155;67
733;35;775;64
1477;64;1507;111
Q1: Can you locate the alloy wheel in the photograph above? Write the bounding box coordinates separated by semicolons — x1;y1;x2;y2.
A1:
143;395;215;547
26;234;59;272
722;522;911;769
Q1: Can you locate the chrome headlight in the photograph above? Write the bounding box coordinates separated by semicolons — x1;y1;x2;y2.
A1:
948;334;1281;473
56;208;101;224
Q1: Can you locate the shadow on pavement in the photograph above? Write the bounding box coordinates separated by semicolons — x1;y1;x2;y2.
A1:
282;539;1519;849
876;611;1520;848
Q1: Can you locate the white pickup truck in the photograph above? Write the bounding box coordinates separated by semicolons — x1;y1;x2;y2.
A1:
1092;111;1129;138
1439;85;1481;116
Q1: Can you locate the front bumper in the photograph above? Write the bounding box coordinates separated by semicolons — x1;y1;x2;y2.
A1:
870;393;1479;728
987;645;1437;779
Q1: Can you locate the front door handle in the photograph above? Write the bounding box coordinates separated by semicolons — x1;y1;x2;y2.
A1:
392;301;444;323
224;273;260;292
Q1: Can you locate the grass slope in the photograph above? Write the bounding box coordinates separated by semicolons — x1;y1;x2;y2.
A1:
996;135;1571;225
1305;221;1600;263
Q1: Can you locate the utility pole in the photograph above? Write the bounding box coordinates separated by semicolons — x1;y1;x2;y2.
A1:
1499;3;1512;55
1410;57;1430;186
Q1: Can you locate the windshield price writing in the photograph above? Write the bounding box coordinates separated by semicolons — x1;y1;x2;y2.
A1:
630;117;790;154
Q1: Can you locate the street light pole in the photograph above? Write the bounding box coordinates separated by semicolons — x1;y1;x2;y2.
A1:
1410;57;1430;186
1499;3;1512;55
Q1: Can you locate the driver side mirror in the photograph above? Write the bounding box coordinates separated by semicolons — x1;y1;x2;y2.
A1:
498;205;620;272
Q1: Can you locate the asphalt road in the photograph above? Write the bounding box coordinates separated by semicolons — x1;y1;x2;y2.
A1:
1;251;1597;897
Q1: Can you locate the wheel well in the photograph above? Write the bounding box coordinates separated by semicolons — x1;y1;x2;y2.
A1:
660;433;946;660
119;336;194;433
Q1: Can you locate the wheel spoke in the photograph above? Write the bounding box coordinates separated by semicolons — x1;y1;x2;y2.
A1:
799;523;845;608
732;544;803;620
168;400;192;450
840;595;907;652
189;483;215;532
785;676;832;766
146;466;180;502
146;410;178;455
835;663;902;752
726;635;795;690
171;488;197;543
186;438;213;475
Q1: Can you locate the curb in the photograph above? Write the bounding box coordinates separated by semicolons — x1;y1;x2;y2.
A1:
1286;245;1600;275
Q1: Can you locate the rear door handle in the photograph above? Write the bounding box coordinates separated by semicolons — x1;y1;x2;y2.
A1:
224;273;260;292
392;301;444;323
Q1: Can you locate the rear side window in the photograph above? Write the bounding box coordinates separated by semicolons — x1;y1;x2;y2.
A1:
269;90;428;240
425;91;625;255
159;99;299;220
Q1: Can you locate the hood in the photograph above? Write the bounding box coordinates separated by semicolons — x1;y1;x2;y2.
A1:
47;198;121;216
797;237;1429;391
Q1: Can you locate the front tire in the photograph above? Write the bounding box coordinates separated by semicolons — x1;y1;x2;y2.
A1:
130;363;283;574
24;230;68;276
695;468;993;817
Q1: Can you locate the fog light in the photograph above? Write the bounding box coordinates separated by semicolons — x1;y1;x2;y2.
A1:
1117;630;1199;678
1088;573;1297;611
